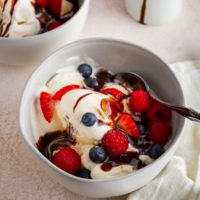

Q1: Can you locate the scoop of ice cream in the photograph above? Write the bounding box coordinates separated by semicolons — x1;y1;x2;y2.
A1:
47;68;84;93
0;0;40;38
56;89;113;142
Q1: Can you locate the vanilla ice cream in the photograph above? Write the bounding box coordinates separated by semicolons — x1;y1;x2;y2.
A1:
0;0;40;37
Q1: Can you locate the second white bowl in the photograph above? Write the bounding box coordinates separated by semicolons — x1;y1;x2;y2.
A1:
0;0;89;66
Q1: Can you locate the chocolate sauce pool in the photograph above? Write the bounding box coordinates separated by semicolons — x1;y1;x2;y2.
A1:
37;130;152;171
37;130;76;159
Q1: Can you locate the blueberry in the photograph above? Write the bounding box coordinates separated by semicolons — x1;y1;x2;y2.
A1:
132;113;146;123
149;144;165;159
137;124;147;136
84;77;99;89
38;28;48;34
76;168;91;179
89;146;107;163
130;158;143;168
82;112;97;126
78;64;92;78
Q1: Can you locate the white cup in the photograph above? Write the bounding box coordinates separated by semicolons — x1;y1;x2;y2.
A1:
125;0;182;25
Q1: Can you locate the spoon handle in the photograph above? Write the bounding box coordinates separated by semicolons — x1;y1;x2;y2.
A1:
154;98;200;122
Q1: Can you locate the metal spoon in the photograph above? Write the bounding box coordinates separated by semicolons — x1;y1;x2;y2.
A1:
114;72;200;122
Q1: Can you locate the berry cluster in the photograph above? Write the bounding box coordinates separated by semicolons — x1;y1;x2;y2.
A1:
39;63;172;179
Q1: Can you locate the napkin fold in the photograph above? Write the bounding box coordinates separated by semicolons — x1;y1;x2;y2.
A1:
127;60;200;200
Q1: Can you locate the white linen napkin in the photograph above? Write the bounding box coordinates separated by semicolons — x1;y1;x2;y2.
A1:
127;60;200;200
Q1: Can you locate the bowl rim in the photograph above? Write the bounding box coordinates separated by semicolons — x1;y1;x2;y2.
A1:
0;0;89;42
19;37;186;183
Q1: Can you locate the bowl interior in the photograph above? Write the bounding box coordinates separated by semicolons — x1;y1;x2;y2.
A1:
20;39;185;178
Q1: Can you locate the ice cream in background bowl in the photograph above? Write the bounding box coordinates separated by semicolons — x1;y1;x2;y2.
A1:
0;0;79;38
19;39;185;198
0;0;89;65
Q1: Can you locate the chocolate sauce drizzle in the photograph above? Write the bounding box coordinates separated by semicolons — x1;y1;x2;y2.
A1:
95;69;114;89
37;130;76;159
139;0;147;24
73;93;93;112
1;0;18;37
101;138;152;172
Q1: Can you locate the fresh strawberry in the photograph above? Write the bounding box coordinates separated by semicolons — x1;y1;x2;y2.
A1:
47;21;63;31
149;122;171;145
47;0;73;18
116;113;140;138
146;101;171;122
53;84;80;100
102;129;128;157
52;147;81;175
129;89;150;113
40;91;54;123
100;88;124;101
35;0;48;7
47;0;62;17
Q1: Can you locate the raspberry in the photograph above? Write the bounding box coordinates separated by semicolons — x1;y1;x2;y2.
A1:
149;122;171;145
52;147;81;175
129;89;150;113
102;129;128;157
146;101;171;122
35;0;48;7
48;22;63;31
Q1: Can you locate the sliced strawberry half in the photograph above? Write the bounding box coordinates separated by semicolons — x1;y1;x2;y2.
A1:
116;113;140;138
100;88;124;101
53;84;80;101
40;92;54;123
47;22;63;31
35;0;48;7
47;0;73;18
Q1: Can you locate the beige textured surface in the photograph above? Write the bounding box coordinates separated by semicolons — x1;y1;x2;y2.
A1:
0;0;200;199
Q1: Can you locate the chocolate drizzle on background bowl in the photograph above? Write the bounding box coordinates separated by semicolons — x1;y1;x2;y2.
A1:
0;0;18;37
139;0;147;24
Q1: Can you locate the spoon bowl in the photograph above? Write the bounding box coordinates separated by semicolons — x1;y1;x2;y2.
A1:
115;72;200;122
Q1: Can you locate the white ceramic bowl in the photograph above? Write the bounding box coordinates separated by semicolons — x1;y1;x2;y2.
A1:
19;38;185;198
0;0;89;66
